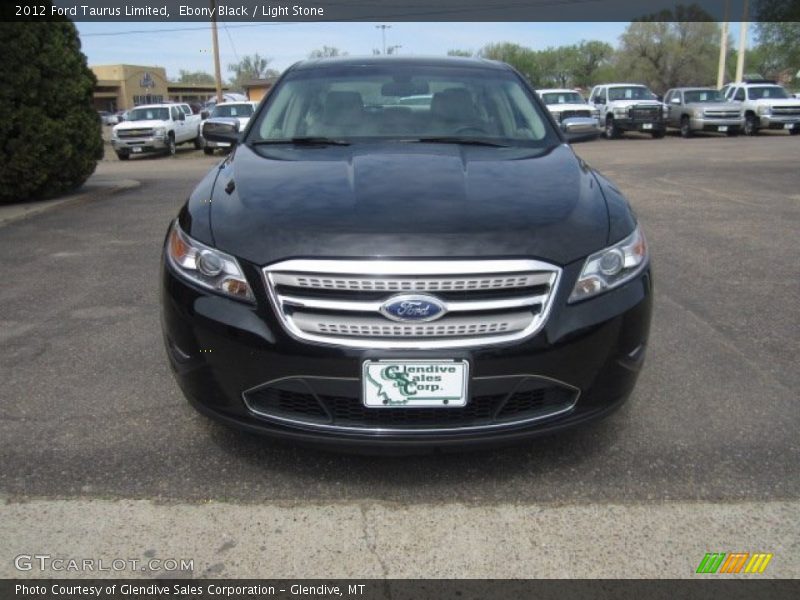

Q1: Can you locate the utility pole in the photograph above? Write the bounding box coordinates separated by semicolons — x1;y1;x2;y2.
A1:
210;0;223;103
735;0;749;83
375;24;391;54
716;0;730;88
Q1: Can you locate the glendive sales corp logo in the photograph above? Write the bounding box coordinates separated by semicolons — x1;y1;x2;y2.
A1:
696;552;773;574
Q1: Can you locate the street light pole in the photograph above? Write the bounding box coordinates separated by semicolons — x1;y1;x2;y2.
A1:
716;0;730;89
210;0;223;103
735;0;749;83
375;24;391;54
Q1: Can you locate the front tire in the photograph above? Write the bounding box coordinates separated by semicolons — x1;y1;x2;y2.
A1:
166;134;177;156
680;116;692;138
605;116;620;139
203;147;214;155
194;135;203;149
116;151;130;161
744;114;759;136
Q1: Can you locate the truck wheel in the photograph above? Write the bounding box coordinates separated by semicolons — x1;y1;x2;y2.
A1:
166;134;177;156
605;116;620;139
194;135;203;150
651;129;665;139
203;147;214;155
680;116;692;138
116;151;130;161
744;114;759;136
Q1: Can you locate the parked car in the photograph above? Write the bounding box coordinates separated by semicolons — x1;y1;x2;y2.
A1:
537;88;601;137
589;83;667;139
664;87;744;137
723;80;800;135
111;103;202;160
97;111;118;125
201;101;258;155
161;56;652;450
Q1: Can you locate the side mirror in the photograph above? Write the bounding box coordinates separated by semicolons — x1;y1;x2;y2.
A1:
562;117;600;143
671;97;681;105
200;110;209;120
202;118;240;146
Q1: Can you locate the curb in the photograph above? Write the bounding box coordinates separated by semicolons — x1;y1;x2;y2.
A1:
0;179;140;228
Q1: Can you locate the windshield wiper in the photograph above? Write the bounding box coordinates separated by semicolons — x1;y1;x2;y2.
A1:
251;136;351;146
409;137;511;147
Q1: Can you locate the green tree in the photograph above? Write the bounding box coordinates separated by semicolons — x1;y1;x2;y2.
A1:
537;46;579;88
0;17;103;203
478;42;542;85
309;46;347;59
615;5;721;93
569;40;616;88
176;69;215;84
752;22;800;79
228;54;279;92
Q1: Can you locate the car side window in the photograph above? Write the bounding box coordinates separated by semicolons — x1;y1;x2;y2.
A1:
171;107;180;120
664;91;674;104
596;88;606;104
734;88;745;101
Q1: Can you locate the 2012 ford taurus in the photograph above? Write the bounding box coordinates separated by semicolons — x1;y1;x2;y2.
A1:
161;56;652;450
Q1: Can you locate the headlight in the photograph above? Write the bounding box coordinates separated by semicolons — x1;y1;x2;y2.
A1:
569;225;648;303
662;105;670;118
591;108;600;118
613;107;628;117
153;127;166;137
757;105;771;115
165;221;255;302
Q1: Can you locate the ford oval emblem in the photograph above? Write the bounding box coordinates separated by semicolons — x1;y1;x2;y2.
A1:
380;295;447;323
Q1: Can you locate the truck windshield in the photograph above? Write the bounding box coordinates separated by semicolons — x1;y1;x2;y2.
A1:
249;64;557;146
127;107;169;121
212;104;255;118
541;92;585;105
683;90;725;103
747;86;790;100
608;86;655;101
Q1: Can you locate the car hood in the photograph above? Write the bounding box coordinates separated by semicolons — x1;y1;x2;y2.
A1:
205;116;251;127
752;98;800;107
608;99;662;108
208;142;610;267
546;103;594;112
114;120;165;131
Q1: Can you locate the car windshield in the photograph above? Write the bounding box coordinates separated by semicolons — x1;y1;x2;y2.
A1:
127;107;169;121
608;86;655;101
541;92;585;105
249;63;556;146
683;90;725;103
212;104;255;118
747;86;790;100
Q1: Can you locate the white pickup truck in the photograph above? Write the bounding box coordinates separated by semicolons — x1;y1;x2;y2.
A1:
111;103;202;160
722;81;800;135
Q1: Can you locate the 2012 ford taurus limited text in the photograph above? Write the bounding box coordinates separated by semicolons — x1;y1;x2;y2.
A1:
160;57;652;450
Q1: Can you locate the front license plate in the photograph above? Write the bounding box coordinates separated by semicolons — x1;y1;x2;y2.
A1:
362;360;469;408
131;146;142;153
784;123;795;130
642;123;653;130
718;125;728;132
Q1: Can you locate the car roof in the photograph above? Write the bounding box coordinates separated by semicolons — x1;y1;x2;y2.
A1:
289;55;509;72
670;87;717;92
215;101;257;106
602;83;648;87
131;104;172;109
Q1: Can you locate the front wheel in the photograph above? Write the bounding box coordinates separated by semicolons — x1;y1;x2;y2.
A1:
203;147;214;155
166;135;177;156
605;116;620;139
680;116;692;138
194;135;203;149
744;114;759;136
116;151;130;161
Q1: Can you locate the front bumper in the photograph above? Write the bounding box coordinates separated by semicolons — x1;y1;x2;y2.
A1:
161;257;653;450
614;118;666;133
758;115;800;129
203;139;232;149
111;137;168;153
689;117;744;132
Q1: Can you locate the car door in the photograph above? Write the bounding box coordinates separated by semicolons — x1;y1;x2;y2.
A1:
171;106;186;142
592;87;608;119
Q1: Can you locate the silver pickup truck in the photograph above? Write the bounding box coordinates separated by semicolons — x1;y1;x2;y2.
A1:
723;81;800;135
111;104;202;160
664;87;744;137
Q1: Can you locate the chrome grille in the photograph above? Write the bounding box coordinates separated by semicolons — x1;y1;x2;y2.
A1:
704;110;740;119
631;106;661;121
772;106;800;116
117;128;154;138
557;110;591;122
263;259;561;349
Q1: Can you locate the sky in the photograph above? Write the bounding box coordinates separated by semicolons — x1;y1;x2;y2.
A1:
75;21;636;79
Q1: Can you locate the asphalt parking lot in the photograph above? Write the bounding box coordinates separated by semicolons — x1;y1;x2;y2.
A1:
1;133;798;578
